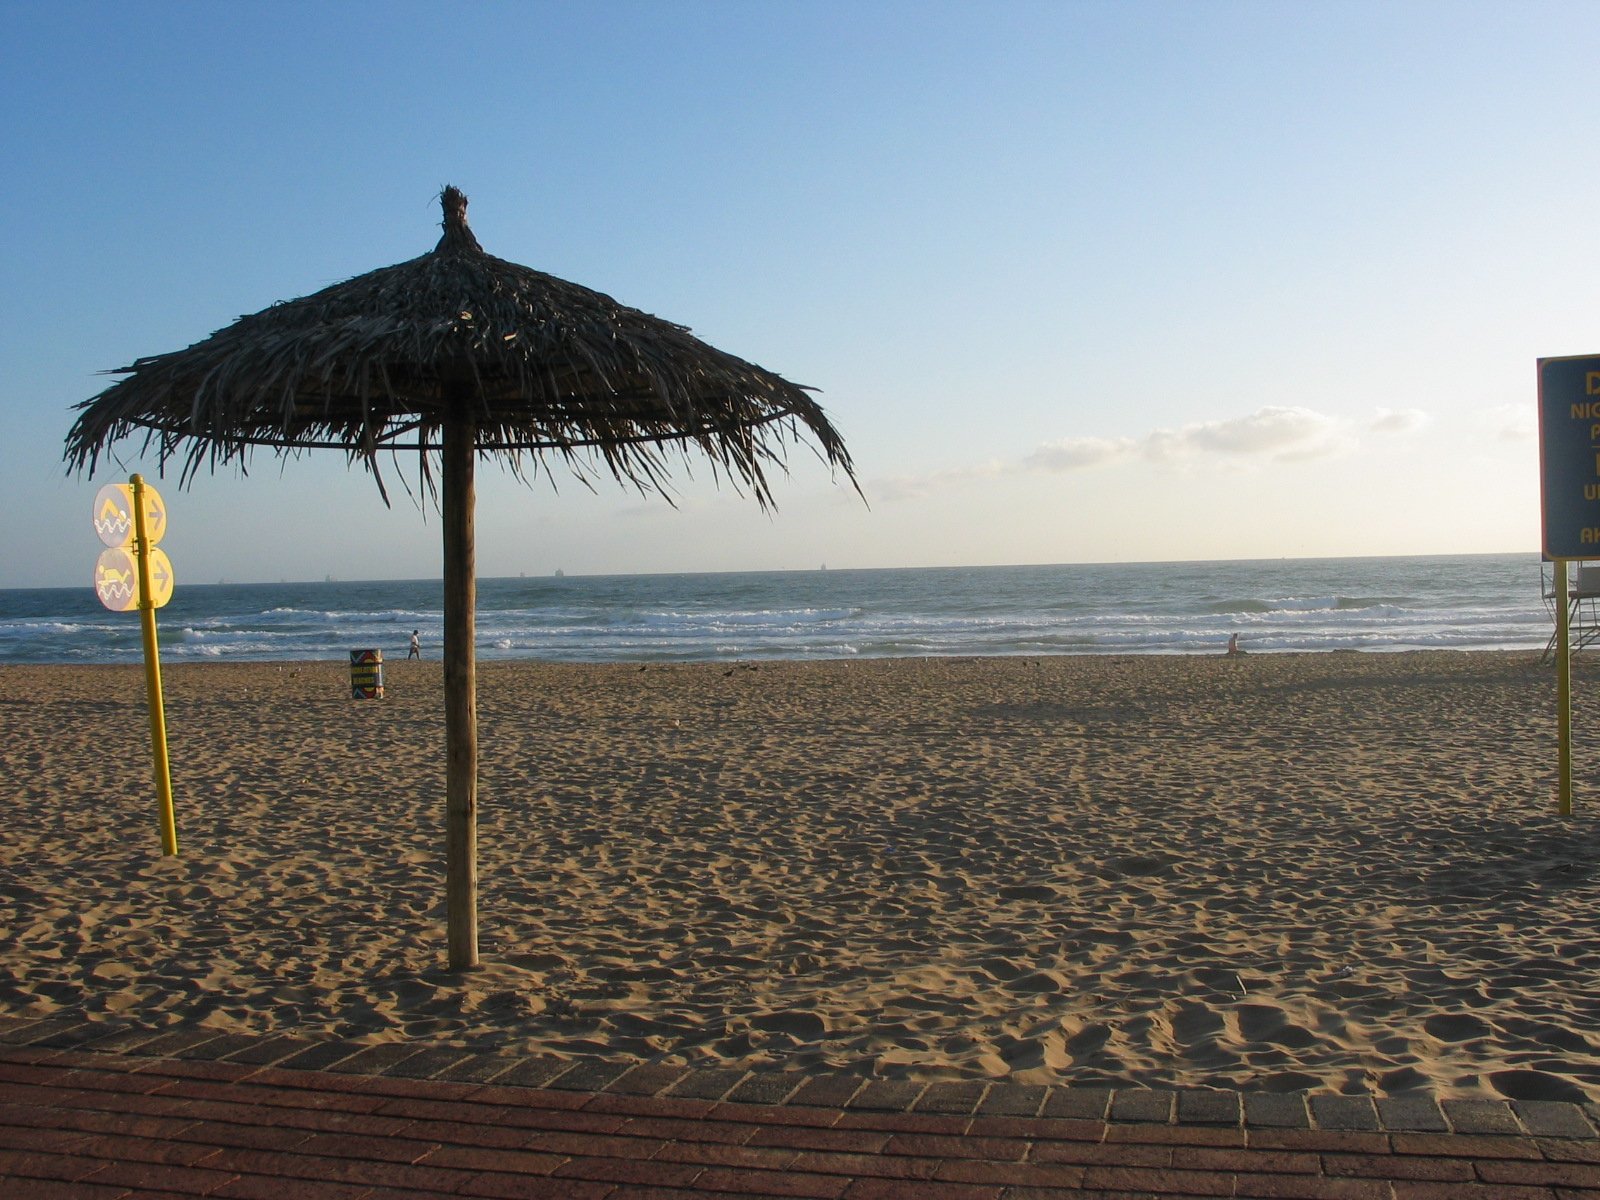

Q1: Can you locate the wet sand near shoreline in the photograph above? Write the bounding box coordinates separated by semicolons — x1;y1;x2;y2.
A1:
2;651;1599;1103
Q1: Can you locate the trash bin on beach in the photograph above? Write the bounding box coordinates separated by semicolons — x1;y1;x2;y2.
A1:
349;649;384;699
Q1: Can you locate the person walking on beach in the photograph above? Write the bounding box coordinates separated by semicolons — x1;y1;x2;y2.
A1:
408;629;421;660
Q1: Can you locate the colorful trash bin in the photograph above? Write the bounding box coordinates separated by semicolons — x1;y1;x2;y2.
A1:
349;649;384;699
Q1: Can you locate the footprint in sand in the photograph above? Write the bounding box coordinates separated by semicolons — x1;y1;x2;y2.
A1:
1190;966;1244;994
1237;1004;1320;1048
1422;1012;1492;1043
1237;1004;1286;1041
1002;969;1067;996
998;883;1058;902
975;957;1029;982
1066;1023;1111;1058
1171;1001;1225;1044
1105;854;1176;878
1498;1017;1596;1053
750;1010;829;1042
1489;1068;1589;1103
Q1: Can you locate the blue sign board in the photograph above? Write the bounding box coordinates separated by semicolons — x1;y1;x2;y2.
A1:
1539;354;1600;559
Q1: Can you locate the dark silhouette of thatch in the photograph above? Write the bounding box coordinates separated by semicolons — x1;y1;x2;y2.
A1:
65;187;856;971
66;186;854;502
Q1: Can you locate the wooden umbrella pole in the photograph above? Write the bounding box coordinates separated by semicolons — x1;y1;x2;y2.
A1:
443;408;480;970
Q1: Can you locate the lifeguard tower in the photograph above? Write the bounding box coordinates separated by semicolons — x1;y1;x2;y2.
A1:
1542;561;1600;662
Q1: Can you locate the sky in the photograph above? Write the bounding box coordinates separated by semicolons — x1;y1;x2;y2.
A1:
2;0;1595;588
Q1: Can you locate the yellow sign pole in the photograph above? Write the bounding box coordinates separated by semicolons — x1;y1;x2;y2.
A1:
131;474;178;854
1555;558;1573;817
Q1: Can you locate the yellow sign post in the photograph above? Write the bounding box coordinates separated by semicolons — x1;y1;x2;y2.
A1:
1554;558;1573;817
93;475;178;854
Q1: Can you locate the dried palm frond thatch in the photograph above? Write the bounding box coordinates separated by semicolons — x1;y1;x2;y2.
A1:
65;187;856;972
66;186;854;504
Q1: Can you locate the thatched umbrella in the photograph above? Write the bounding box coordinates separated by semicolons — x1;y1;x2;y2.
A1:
66;186;855;971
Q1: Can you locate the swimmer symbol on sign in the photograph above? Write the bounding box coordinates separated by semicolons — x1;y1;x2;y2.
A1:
93;482;167;548
94;549;138;610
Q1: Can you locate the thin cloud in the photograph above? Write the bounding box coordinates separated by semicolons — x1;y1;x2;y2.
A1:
1024;436;1136;472
870;460;1009;502
879;405;1353;502
1162;406;1344;460
1369;407;1430;435
1031;406;1347;473
1481;403;1535;442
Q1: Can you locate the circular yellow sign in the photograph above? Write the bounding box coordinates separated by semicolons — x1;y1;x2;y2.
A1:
93;546;176;612
92;482;167;548
93;484;134;548
94;547;138;611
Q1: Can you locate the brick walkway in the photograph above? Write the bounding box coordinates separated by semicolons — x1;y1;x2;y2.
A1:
3;1016;1600;1198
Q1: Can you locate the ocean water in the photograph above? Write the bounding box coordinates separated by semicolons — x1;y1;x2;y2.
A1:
0;553;1557;666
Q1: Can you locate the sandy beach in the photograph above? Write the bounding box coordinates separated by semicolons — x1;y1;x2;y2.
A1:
3;651;1599;1103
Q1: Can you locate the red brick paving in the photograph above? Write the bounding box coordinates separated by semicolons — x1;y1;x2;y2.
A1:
4;1043;1600;1198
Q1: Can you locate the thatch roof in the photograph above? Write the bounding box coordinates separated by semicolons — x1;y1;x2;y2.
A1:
66;187;854;505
